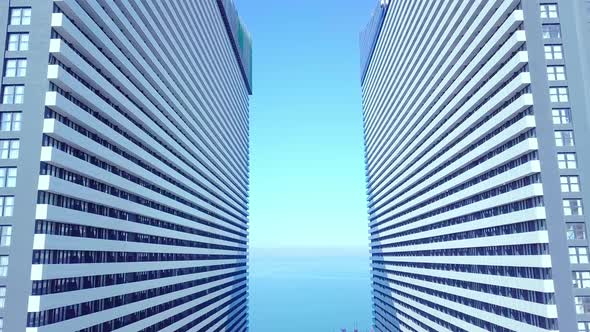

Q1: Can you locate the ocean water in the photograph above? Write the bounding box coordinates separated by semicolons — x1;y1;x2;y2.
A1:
249;248;373;331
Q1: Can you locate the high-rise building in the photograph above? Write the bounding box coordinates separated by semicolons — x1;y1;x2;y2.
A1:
0;0;251;331
360;0;590;331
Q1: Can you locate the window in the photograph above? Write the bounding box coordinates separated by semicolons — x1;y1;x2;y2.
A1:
545;45;563;60
574;272;590;288
558;153;577;169
549;87;569;103
555;130;575;147
0;197;14;217
564;199;584;216
4;59;27;77
552;108;571;124
9;7;31;25
570;247;589;264
0;140;19;160
0;256;7;276
7;33;29;51
2;85;24;104
0;226;11;247
0;287;5;308
568;223;587;240
540;4;559;18
561;176;581;192
542;24;561;39
0;168;17;188
0;112;21;132
547;65;566;81
580;322;590;332
577;297;590;314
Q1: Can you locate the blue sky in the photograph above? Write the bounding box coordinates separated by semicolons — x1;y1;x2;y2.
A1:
234;1;378;329
236;0;376;250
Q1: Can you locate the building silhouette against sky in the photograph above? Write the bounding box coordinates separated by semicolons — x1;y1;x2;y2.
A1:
0;0;251;331
360;0;590;331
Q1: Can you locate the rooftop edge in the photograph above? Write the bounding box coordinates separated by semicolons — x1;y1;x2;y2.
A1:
217;0;253;94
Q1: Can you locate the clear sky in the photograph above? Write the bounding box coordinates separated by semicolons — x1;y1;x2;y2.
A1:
236;0;376;250
234;1;378;330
